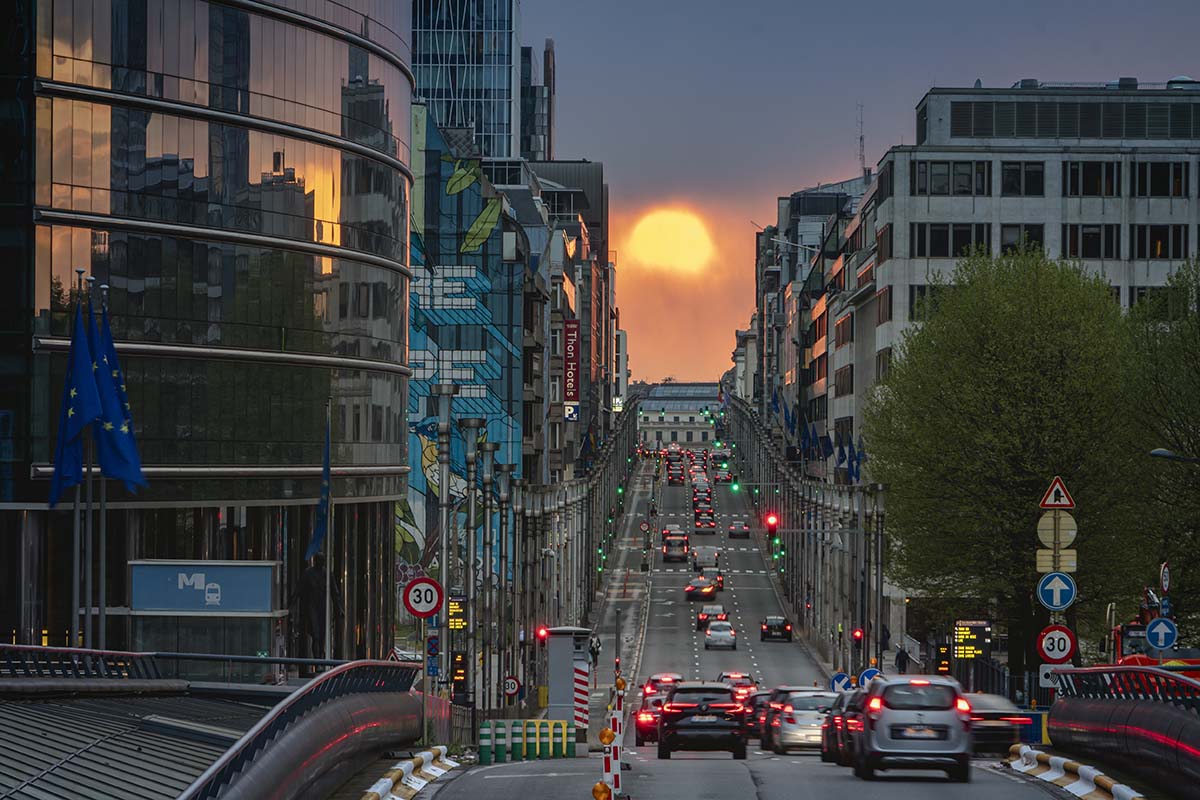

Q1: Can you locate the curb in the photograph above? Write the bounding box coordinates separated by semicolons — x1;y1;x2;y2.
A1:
1007;745;1146;800
360;746;460;800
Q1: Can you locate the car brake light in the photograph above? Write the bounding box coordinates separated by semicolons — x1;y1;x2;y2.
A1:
846;718;863;732
661;677;673;683
663;702;696;712
785;624;792;630
645;685;654;694
785;715;797;724
769;702;782;710
970;715;985;722
637;712;654;722
1001;716;1033;725
705;630;711;636
662;545;666;553
761;624;767;630
910;679;930;685
783;705;794;713
867;697;883;713
956;698;971;713
699;614;708;619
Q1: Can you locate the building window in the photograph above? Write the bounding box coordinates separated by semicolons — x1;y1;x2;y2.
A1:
549;423;561;450
814;312;828;342
916;106;928;145
814;353;827;383
550;327;561;356
688;416;695;423
1001;162;1044;196
834;365;854;397
875;285;893;326
834;313;854;348
549;378;561;403
877;162;893;202
912;160;989;196
686;430;693;442
929;224;950;257
875;347;892;380
701;431;709;442
673;416;679;423
1132;161;1189;197
913;223;990;257
877;225;893;265
909;284;945;321
1000;224;1045;253
930;162;950;195
1063;161;1121;197
1062;224;1120;259
670;431;678;442
1131;224;1189;259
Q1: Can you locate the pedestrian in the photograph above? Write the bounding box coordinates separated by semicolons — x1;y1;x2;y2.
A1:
895;645;911;675
589;634;602;686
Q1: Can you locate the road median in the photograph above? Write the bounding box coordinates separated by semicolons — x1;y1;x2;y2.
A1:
1007;744;1147;800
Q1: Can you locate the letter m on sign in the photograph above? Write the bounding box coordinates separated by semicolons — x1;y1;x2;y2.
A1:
179;573;206;590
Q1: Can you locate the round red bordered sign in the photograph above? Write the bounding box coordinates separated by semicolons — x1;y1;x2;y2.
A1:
1037;624;1076;664
403;577;444;618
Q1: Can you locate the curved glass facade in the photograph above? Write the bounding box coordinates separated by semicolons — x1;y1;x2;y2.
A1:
0;0;413;661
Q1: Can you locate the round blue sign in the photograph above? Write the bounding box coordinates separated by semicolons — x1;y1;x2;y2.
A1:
859;668;881;685
830;671;851;692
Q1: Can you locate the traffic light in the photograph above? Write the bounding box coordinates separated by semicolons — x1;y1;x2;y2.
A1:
617;485;624;495
765;512;779;543
731;481;740;493
537;626;549;645
852;628;864;649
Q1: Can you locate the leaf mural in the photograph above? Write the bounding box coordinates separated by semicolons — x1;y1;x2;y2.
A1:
460;199;502;253
446;161;479;195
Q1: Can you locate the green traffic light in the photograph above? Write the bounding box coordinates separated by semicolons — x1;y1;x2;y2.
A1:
753;487;759;495
731;483;740;492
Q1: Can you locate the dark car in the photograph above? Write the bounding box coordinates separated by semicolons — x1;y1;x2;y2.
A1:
635;695;666;746
760;615;793;641
821;691;851;762
696;603;727;630
700;566;724;590
657;682;748;759
968;693;1030;753
663;534;689;563
745;690;772;739
728;521;751;539
684;577;717;601
836;689;867;766
714;470;733;483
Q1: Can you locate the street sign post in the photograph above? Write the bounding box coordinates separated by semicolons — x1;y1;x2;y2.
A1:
1147;618;1179;651
830;672;850;692
1038;663;1060;689
1036;549;1077;573
503;675;522;697
1161;562;1171;594
1037;511;1077;548
1037;572;1077;611
1037;625;1077;664
1039;476;1075;509
403;577;444;618
859;668;881;685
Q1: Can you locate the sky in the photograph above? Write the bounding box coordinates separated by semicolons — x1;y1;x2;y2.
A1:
519;0;1200;383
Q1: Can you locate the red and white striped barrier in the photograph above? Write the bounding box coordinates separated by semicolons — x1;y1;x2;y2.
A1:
573;664;590;729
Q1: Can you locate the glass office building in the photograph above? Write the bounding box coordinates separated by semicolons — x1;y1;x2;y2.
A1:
0;0;414;662
413;0;521;157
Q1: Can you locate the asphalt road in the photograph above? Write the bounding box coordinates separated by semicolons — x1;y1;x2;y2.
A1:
427;455;1060;800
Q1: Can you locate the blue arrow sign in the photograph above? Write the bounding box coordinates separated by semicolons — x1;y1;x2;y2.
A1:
1147;618;1178;651
859;668;881;685
1037;572;1077;611
830;672;850;692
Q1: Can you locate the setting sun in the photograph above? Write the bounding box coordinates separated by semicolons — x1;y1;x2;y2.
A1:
626;209;715;274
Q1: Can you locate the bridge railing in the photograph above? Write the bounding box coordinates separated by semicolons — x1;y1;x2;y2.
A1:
1053;663;1200;712
0;643;164;680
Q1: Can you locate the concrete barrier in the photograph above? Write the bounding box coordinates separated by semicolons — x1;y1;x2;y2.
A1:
359;747;460;800
1008;745;1146;800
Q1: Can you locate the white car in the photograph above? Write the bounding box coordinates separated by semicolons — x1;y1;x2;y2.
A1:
772;690;838;753
704;620;737;650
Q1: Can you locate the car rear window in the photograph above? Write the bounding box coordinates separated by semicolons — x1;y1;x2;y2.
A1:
787;693;836;709
881;684;957;710
765;616;784;624
708;621;732;631
671;688;734;704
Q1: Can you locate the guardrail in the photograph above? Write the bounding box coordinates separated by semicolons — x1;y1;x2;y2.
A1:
1049;665;1200;800
0;643;164;679
178;659;420;800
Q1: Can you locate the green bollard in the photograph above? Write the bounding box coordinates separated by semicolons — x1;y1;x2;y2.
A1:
478;721;493;765
538;720;551;759
551;721;566;758
509;720;524;760
565;724;576;758
494;720;507;763
524;719;539;759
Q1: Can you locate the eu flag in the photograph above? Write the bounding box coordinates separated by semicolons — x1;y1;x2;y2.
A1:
90;300;146;492
800;420;810;452
49;304;102;507
820;434;835;460
305;414;332;560
836;440;847;467
847;442;859;482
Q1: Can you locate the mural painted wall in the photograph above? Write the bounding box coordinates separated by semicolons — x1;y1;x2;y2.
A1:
398;105;523;597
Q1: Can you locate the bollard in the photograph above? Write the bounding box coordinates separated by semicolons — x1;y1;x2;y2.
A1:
565;724;576;758
551;721;565;758
599;726;616;790
538;720;551;759
510;720;525;760
524;719;539;759
478;721;493;765
494;720;507;763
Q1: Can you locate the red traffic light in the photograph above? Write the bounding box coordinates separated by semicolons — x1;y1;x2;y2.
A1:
765;513;779;527
852;628;864;641
537;626;549;641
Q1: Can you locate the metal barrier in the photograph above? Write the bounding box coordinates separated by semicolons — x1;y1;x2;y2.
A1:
1049;666;1200;800
178;660;420;800
0;643;163;679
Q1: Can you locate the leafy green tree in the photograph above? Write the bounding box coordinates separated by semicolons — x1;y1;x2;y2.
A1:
863;248;1155;675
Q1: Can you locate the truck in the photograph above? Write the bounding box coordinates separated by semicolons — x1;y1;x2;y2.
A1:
1103;585;1200;679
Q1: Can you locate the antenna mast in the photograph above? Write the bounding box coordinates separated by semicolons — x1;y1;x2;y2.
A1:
857;102;867;181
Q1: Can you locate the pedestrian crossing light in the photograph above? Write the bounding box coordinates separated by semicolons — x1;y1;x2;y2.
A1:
852;628;864;648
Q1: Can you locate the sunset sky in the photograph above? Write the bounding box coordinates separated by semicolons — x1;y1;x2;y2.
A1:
520;0;1198;382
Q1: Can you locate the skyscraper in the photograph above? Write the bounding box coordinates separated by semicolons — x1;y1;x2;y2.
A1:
520;39;556;161
413;0;523;157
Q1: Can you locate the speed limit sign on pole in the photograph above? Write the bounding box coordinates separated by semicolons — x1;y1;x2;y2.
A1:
1037;624;1076;664
639;521;649;532
403;577;444;618
503;675;521;697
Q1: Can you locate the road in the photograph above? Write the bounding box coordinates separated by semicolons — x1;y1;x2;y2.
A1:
428;454;1059;800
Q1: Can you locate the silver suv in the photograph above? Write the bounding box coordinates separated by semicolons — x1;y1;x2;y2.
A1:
850;675;972;782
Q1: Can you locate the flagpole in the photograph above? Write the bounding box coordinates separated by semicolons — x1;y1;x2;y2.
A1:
98;284;110;650
83;276;97;649
70;268;84;647
323;397;333;662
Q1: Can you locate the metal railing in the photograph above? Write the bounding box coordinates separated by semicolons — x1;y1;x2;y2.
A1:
0;643;163;680
178;659;420;800
1053;664;1200;713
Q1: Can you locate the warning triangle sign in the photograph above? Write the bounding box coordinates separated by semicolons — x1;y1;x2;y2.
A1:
1039;476;1075;509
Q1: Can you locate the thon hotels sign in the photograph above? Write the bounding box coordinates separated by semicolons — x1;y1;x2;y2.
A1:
563;320;580;402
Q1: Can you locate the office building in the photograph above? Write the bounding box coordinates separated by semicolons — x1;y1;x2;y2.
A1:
638;383;722;448
520;40;555;161
413;0;522;157
0;0;414;660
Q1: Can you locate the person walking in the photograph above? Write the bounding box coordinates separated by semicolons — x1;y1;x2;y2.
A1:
895;645;911;675
589;633;602;687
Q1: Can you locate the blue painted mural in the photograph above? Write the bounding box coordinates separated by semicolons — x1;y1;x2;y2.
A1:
397;106;523;590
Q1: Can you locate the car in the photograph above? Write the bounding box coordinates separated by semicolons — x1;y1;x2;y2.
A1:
696;603;728;630
668;474;684;486
761;685;825;749
745;690;772;739
635;695;666;745
657;681;748;760
849;676;973;782
660;523;682;539
691;546;720;570
728;521;750;539
967;693;1030;753
770;691;838;753
684;577;717;600
716;671;758;702
700;566;724;590
821;691;851;763
642;672;684;698
714;470;732;483
760;615;794;641
662;534;689;563
705;620;737;649
837;689;867;766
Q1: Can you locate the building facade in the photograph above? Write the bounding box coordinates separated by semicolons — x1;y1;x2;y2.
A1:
413;0;522;157
637;383;721;448
519;39;555;161
0;0;414;660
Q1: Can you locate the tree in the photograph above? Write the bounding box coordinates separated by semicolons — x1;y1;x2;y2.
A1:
863;248;1155;675
1129;260;1200;629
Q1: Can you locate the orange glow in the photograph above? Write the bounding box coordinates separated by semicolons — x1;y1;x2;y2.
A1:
626;209;715;274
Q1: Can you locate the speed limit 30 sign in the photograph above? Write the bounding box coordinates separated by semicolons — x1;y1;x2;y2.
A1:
403;577;444;618
1037;624;1077;664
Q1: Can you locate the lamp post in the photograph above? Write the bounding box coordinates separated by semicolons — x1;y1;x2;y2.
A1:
458;417;484;713
508;474;522;703
479;441;498;716
1150;447;1200;464
431;384;458;687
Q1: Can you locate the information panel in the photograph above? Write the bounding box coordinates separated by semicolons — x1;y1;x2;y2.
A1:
448;595;468;632
952;619;993;660
935;645;951;674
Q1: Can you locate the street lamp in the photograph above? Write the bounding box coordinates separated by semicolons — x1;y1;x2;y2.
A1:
1150;447;1200;464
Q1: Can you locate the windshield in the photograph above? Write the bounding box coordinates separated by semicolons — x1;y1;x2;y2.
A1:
882;684;957;710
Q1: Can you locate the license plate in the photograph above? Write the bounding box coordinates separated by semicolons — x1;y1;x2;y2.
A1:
901;726;938;738
692;715;717;722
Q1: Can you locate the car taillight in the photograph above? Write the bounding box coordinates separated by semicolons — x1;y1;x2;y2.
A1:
785;624;792;631
662;545;666;553
846;718;863;732
637;712;654;722
705;630;711;636
867;697;883;712
699;614;708;620
663;702;696;712
645;685;654;694
1001;716;1033;725
785;715;797;724
769;702;782;710
970;715;985;722
956;697;971;713
910;679;930;685
761;624;767;630
710;703;743;712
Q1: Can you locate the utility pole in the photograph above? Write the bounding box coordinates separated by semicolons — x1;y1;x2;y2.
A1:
459;418;484;717
479;440;498;716
431;384;458;689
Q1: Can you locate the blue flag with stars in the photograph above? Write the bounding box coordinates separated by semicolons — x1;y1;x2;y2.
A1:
305;414;332;560
49;303;102;507
89;300;147;492
847;439;859;482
